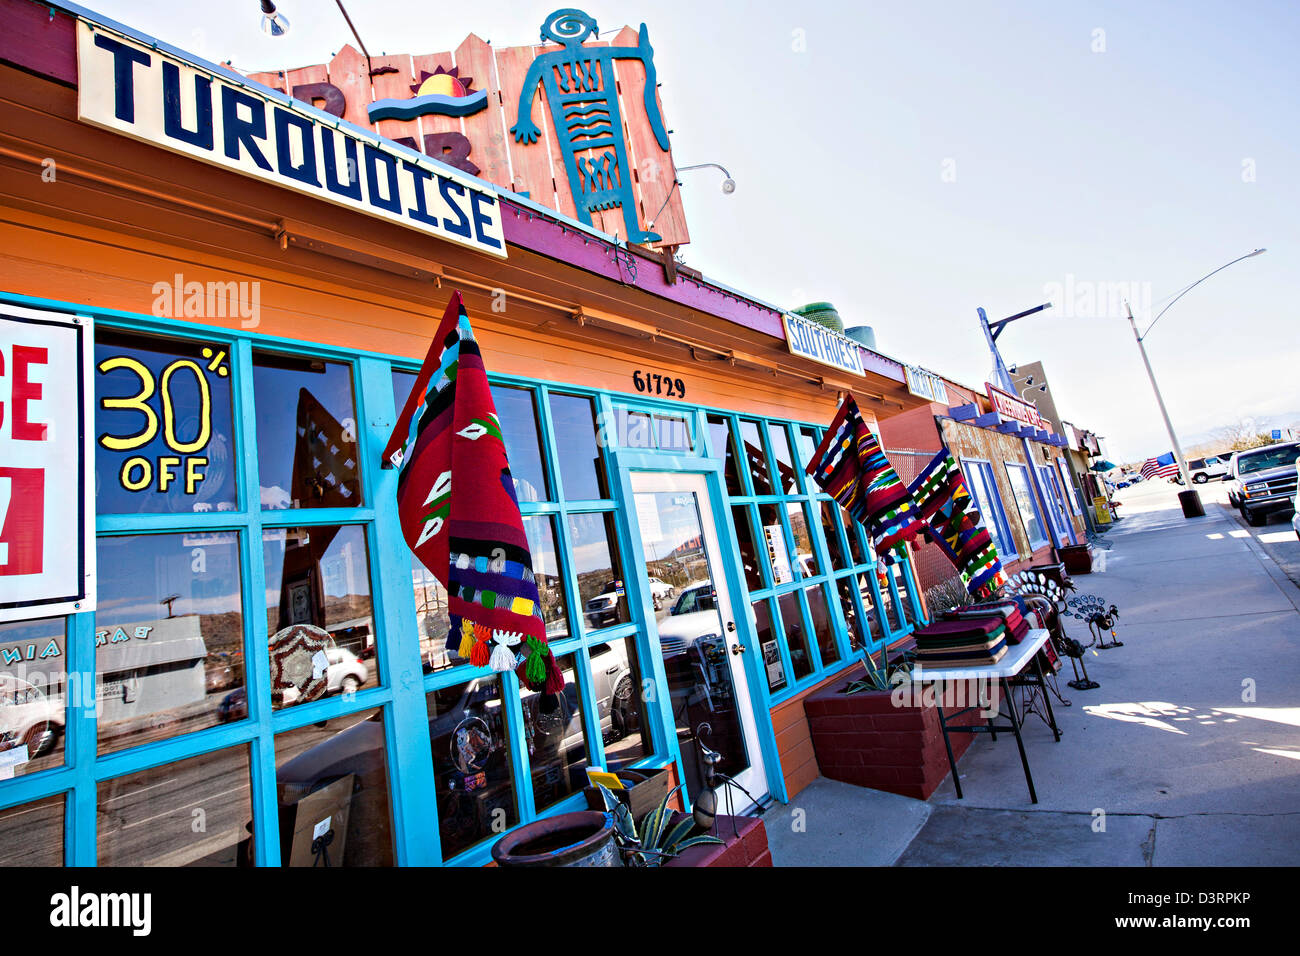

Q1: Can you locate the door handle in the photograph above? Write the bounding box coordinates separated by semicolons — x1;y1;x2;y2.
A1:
731;644;747;656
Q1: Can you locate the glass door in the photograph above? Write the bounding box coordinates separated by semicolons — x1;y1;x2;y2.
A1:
629;472;768;809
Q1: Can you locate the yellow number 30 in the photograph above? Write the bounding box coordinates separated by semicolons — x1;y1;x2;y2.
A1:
98;356;211;453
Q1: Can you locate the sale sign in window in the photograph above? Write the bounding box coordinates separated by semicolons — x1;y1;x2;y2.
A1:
0;305;95;622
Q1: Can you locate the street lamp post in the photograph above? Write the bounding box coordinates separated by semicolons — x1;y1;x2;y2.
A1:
1126;248;1267;518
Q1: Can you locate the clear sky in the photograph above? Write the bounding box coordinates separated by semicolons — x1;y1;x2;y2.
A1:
85;0;1299;462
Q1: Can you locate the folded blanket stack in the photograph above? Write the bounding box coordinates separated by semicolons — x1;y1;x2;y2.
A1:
943;600;1029;645
912;617;1008;667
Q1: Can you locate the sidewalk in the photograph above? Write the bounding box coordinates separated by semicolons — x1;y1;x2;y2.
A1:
768;482;1300;866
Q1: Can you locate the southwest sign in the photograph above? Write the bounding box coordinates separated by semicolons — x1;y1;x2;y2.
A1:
782;313;865;377
76;23;507;258
986;382;1047;431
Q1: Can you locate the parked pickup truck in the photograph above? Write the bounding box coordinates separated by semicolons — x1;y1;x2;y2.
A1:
1226;442;1300;527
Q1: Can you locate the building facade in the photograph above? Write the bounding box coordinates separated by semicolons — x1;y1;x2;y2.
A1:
0;1;932;866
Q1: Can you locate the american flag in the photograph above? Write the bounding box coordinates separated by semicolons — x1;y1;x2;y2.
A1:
1140;452;1179;480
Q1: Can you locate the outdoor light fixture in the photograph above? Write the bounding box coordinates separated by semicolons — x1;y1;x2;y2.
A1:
646;162;735;231
259;0;290;37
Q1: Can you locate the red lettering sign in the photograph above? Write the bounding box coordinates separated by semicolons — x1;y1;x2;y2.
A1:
0;467;45;575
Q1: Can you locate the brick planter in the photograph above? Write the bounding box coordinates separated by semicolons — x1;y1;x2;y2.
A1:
805;664;987;800
662;814;771;867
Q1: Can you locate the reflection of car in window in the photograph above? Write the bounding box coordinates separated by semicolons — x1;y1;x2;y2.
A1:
584;579;625;629
0;675;62;757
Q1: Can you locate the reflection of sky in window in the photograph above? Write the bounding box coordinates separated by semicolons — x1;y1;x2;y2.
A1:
636;492;701;562
548;394;603;500
95;533;242;626
567;513;620;575
262;527;370;599
252;354;357;508
490;385;548;502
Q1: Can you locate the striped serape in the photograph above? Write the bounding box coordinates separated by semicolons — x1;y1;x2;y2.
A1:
382;291;561;691
805;393;924;566
907;450;1008;599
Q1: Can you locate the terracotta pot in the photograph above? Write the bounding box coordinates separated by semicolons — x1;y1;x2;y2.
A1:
491;811;621;867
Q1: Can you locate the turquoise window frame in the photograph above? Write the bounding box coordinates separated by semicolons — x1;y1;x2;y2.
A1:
701;414;925;708
0;287;922;863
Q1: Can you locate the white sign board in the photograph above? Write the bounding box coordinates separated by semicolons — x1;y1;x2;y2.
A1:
781;313;865;377
76;21;507;259
0;305;96;621
904;366;949;405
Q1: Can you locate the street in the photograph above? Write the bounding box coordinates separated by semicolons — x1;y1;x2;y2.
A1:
769;478;1300;866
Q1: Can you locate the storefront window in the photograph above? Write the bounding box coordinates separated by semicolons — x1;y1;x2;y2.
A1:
738;420;773;496
96;533;244;754
0;793;63;866
548;392;606;500
589;636;651;769
253;352;360;510
890;564;915;626
730;505;765;591
427;676;517;861
615;405;655;450
274;708;394;866
262;525;376;709
795;427;819;472
570;512;629;631
752;503;786;585
805;584;840;668
787;502;818;577
753;599;785;692
836;576;867;651
94;330;237;514
777;591;814;681
656;413;693;453
97;745;252;866
0;617;67;776
412;554;456;673
1005;463;1048;550
490;385;548;503
522;651;589;812
841;507;867;565
818;501;847;571
708;415;744;496
768;423;799;494
525;516;569;640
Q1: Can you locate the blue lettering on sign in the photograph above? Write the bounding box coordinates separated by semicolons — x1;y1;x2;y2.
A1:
364;143;402;213
320;126;362;200
86;23;506;258
221;86;273;171
161;62;213;150
438;175;473;238
401;161;442;228
469;191;501;249
274;107;320;187
785;314;862;375
94;33;151;122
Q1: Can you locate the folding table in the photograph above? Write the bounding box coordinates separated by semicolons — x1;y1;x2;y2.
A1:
911;629;1059;804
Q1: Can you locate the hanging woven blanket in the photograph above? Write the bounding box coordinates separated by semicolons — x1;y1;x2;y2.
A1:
805;393;924;566
907;449;1008;599
382;291;562;692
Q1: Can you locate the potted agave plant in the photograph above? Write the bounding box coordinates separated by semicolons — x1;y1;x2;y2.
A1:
595;783;723;866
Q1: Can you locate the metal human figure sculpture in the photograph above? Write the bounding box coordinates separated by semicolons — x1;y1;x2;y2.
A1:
509;8;670;244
